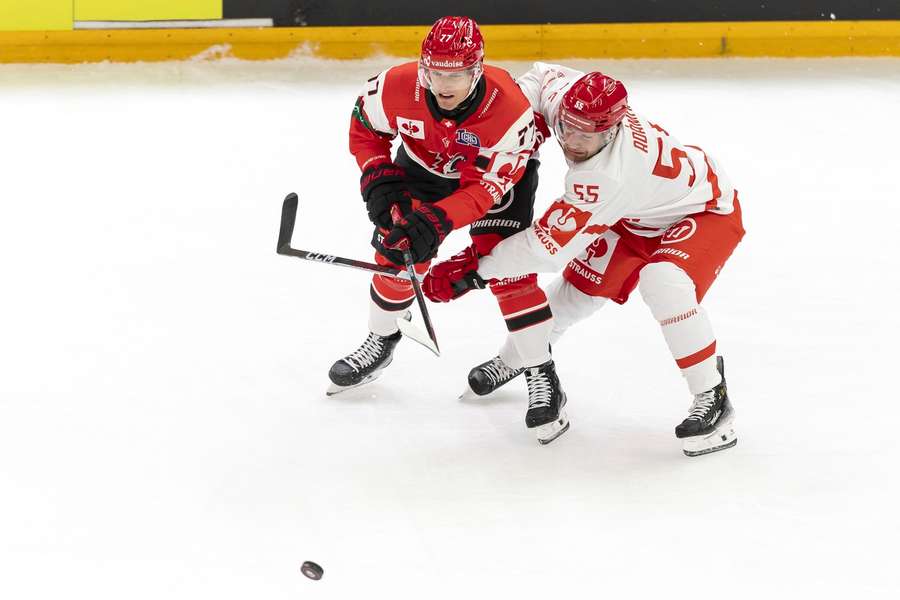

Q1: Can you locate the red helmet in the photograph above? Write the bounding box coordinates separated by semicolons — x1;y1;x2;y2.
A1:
559;72;628;133
420;16;484;71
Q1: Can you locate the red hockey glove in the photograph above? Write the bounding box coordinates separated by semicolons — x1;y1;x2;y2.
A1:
360;162;412;229
423;245;489;302
382;204;452;264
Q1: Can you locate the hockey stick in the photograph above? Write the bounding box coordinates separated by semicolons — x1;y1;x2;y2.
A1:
276;193;417;281
389;205;440;357
276;193;439;356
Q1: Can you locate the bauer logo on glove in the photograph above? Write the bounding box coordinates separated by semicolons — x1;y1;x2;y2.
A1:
381;203;453;264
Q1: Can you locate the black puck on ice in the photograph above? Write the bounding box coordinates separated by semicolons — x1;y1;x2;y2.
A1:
301;561;324;580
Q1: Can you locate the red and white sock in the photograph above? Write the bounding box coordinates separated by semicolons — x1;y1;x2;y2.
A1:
639;263;721;395
491;274;553;369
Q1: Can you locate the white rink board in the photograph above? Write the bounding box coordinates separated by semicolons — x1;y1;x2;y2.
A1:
1;56;899;599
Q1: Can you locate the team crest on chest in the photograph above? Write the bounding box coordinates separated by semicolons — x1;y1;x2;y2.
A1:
537;200;594;247
456;129;480;147
397;117;425;139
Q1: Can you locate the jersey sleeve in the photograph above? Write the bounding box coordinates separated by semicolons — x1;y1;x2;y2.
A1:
434;107;536;227
349;69;397;172
478;171;628;279
516;62;585;133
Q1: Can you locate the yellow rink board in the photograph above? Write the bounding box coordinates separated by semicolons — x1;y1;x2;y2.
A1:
1;21;899;63
0;0;72;32
74;0;222;21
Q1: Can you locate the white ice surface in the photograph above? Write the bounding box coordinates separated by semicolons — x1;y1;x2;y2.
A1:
1;55;899;599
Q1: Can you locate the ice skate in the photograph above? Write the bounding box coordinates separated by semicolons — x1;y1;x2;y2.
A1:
326;320;407;395
459;355;524;400
524;360;569;445
675;356;737;456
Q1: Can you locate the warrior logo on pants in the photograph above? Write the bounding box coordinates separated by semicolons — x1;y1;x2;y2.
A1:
661;218;697;244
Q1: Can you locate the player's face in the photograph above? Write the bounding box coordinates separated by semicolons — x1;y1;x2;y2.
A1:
557;121;618;163
425;68;476;110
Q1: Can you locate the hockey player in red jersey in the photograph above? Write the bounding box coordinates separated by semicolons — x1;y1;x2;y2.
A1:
329;17;562;415
423;63;745;455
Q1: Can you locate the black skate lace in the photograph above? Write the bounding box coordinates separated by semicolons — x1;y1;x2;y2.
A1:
483;357;519;385
526;370;552;410
344;333;385;372
687;390;716;420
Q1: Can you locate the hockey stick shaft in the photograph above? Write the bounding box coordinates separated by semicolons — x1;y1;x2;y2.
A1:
401;248;440;354
276;192;416;281
390;205;440;354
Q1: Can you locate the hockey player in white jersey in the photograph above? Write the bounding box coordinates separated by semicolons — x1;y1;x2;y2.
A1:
423;63;745;456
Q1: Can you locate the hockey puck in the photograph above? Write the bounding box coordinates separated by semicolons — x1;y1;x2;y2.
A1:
301;561;324;580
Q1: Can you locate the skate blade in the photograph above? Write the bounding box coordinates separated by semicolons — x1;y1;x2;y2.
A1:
458;384;485;401
396;316;439;357
682;415;737;457
325;372;383;396
533;409;570;445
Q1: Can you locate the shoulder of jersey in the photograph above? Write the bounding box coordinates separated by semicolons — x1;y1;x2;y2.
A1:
380;62;424;110
481;65;531;113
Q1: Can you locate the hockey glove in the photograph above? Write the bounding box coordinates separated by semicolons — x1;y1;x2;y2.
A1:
382;204;453;265
360;162;412;229
423;245;490;302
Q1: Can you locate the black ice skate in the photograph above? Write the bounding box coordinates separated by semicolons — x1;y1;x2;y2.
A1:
675;355;737;457
326;320;407;395
524;360;569;445
458;355;524;400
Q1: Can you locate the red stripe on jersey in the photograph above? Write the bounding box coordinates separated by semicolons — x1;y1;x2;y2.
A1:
687;145;722;211
675;341;717;369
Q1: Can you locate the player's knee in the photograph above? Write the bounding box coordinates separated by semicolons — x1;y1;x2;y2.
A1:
639;262;697;318
547;276;607;336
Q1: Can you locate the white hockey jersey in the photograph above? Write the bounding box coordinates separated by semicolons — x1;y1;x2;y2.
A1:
478;62;737;280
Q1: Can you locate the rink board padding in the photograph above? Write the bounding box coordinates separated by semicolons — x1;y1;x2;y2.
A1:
0;1;72;32
1;21;899;64
74;1;222;22
224;0;900;26
3;0;899;32
0;1;221;32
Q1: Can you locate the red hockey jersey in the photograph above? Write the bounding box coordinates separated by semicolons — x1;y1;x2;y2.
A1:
349;62;536;227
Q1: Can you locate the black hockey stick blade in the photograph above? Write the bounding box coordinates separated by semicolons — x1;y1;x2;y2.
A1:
275;193;418;281
277;192;299;253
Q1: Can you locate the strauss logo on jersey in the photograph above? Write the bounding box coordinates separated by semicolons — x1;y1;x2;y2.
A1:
584;237;609;264
537;200;594;247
